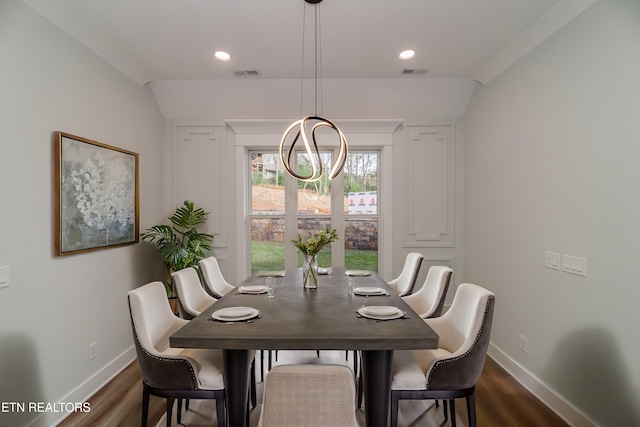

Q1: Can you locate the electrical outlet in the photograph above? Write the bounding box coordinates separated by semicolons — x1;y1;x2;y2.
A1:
88;341;98;360
544;252;561;271
519;335;528;353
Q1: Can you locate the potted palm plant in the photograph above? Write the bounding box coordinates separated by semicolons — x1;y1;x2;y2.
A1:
141;200;214;301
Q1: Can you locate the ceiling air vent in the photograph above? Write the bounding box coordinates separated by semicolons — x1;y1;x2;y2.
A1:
233;70;261;77
401;69;429;76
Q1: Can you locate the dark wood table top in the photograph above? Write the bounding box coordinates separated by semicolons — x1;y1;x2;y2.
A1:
170;268;439;351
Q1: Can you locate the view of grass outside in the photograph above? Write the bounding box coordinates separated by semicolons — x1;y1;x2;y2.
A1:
251;240;377;274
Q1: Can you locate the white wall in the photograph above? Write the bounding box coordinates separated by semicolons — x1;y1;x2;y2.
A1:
464;0;640;425
0;2;165;426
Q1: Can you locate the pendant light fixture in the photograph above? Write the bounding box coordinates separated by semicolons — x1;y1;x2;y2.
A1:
279;0;348;182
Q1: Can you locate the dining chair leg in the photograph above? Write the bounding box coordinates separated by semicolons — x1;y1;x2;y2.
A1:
177;399;183;424
250;360;257;408
390;390;400;427
443;399;448;421
353;350;359;378
357;375;363;408
258;350;263;382
449;399;456;427
141;384;150;427
166;398;174;427
215;393;226;427
466;394;476;427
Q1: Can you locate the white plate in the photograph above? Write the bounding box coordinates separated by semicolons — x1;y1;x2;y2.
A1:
239;285;267;294
363;306;400;316
345;270;371;276
317;267;331;275
357;306;403;320
353;286;386;296
212;306;259;321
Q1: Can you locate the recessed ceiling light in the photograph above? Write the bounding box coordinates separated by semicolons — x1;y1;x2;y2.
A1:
214;51;231;62
399;50;416;60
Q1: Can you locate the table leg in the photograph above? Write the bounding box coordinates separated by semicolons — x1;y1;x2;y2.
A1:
223;349;251;427
361;349;393;427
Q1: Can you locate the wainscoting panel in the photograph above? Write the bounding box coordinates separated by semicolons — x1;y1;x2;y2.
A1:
175;125;226;246
404;125;454;247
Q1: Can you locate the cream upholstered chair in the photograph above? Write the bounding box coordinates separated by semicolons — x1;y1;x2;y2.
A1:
259;364;358;427
172;267;258;407
402;266;453;318
198;256;235;298
358;265;452;408
390;283;495;427
387;252;424;296
128;281;226;427
172;267;217;320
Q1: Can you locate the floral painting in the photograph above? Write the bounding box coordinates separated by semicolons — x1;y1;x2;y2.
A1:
54;132;139;255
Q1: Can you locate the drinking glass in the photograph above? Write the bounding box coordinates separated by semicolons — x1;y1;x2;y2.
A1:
266;277;276;298
347;275;354;295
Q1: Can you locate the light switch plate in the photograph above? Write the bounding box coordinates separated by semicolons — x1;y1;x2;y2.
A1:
545;252;562;271
562;255;587;277
0;265;10;289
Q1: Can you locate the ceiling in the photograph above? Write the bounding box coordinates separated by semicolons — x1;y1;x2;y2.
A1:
23;0;597;86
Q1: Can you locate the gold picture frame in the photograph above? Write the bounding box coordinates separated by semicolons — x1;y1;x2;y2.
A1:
54;132;139;256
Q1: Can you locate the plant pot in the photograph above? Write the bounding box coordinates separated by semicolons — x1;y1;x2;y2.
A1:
168;297;180;316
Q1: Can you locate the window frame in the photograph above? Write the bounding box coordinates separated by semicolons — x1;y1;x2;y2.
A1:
231;119;398;281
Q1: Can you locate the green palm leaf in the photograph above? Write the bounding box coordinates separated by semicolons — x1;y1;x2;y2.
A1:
141;201;214;296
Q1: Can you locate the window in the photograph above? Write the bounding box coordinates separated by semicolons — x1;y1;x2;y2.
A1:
250;153;285;273
343;152;379;271
249;149;380;275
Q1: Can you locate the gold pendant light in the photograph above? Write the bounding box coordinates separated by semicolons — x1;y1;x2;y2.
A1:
279;0;348;182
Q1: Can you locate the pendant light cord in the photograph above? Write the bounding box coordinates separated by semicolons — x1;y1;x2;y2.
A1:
299;4;306;118
301;2;322;117
315;5;320;116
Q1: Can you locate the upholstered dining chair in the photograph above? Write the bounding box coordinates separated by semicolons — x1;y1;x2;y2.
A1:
198;257;274;384
390;283;495;427
259;364;358;427
387;252;424;296
198;256;235;298
172;267;258;407
402;265;453;318
128;281;226;427
172;267;217;320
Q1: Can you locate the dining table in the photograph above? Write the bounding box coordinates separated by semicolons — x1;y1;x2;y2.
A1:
170;267;439;427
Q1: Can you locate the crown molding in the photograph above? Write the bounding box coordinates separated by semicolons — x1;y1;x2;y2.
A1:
472;0;599;84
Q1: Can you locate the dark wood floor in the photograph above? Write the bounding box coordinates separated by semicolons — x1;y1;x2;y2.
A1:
57;356;568;427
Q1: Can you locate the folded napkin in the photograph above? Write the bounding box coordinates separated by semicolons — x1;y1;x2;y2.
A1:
238;285;267;294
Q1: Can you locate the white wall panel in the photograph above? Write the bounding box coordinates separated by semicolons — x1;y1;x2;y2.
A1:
175;125;226;246
404;125;454;247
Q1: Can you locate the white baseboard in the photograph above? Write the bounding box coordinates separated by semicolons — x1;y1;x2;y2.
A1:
488;343;597;427
29;346;136;427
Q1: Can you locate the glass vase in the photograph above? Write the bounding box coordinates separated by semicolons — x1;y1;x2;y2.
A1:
302;253;319;289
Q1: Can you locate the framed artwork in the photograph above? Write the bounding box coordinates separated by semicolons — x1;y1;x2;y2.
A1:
54;132;139;256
